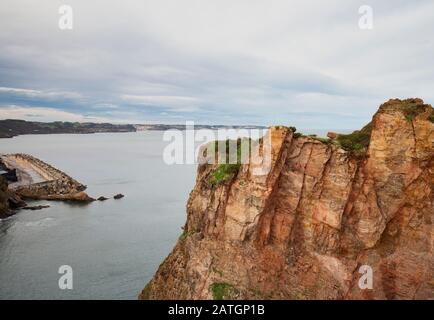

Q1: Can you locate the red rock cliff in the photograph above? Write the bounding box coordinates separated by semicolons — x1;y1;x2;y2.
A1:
141;98;434;300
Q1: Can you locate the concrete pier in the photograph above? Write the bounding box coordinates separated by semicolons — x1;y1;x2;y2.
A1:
0;153;94;202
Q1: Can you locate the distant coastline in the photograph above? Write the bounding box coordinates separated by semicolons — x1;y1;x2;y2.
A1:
0;119;266;138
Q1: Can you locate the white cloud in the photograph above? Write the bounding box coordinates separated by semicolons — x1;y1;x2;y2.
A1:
0;0;433;128
120;94;200;112
121;94;199;106
0;86;82;100
0;105;109;123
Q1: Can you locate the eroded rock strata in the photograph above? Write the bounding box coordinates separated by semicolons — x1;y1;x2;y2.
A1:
141;98;434;300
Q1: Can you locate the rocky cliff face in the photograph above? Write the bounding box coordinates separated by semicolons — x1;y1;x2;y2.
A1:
141;98;434;300
0;176;10;218
0;176;25;219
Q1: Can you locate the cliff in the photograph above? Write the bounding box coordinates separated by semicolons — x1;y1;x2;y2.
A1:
141;98;434;300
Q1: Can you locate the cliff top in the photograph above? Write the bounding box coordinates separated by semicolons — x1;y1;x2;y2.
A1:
329;98;433;155
377;98;434;120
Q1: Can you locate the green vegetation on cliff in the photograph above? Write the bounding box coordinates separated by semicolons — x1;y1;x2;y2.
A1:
378;98;432;122
272;125;297;133
308;134;335;145
210;282;240;300
209;163;241;187
208;139;246;187
336;123;372;155
400;100;429;122
179;228;195;240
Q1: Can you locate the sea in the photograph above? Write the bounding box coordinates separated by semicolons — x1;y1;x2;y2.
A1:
0;131;196;299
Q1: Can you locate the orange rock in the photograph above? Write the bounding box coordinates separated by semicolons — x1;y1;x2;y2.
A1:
327;131;338;139
141;99;434;300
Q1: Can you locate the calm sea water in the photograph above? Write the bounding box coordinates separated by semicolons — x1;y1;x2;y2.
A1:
0;132;196;299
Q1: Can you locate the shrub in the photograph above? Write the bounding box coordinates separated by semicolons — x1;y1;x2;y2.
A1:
272;125;296;132
312;136;334;145
208;163;240;187
210;283;239;300
400;101;427;122
336;130;371;155
428;113;434;123
405;115;415;122
208;138;247;187
179;229;195;240
272;125;286;130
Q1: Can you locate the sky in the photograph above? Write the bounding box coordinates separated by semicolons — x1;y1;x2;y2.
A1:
0;0;433;129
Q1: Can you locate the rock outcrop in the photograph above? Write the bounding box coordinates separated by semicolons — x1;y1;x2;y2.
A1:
0;176;26;219
22;204;50;211
141;98;434;300
0;176;11;218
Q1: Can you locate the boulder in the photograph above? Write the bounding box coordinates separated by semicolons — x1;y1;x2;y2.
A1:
22;205;50;211
327;131;339;139
70;191;95;202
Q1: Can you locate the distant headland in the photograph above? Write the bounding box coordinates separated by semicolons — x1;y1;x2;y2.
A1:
0;119;266;139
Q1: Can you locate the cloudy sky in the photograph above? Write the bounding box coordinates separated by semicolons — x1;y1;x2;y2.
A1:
0;0;433;129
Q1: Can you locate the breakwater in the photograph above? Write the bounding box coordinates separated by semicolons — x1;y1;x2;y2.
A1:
0;153;94;202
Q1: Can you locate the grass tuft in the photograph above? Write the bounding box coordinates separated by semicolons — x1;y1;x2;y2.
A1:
400;101;427;122
208;163;240;187
207;138;248;187
336;123;372;156
140;282;152;300
209;282;239;300
179;229;195;240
